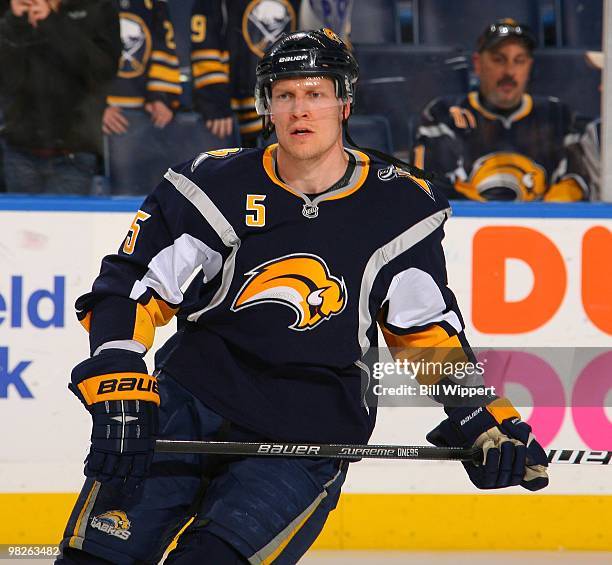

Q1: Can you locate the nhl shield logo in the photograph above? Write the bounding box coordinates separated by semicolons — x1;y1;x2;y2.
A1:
302;203;319;219
243;0;297;57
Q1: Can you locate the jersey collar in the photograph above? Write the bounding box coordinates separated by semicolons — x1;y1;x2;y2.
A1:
468;91;533;129
262;144;370;207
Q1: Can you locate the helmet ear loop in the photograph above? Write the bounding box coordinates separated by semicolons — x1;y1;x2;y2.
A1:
260;83;275;140
262;115;275;140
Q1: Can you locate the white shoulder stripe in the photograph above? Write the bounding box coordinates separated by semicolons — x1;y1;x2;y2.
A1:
165;168;239;247
418;123;456;139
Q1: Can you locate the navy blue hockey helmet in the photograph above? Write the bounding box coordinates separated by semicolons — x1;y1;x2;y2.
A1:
254;28;359;116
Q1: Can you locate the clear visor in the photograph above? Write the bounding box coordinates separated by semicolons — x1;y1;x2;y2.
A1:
258;76;346;116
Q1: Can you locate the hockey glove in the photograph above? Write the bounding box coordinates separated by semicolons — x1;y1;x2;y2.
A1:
426;399;549;491
69;350;159;492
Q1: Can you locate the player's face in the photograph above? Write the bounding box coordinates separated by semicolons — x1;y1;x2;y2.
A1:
473;40;533;109
270;77;346;161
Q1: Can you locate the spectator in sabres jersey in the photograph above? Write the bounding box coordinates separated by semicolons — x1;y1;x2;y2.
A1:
185;0;301;145
0;0;120;194
412;18;589;202
102;0;182;136
578;50;602;200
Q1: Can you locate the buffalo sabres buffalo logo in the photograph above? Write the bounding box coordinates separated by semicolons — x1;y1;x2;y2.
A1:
243;0;297;57
91;510;132;540
456;152;547;201
118;13;152;78
191;148;242;171
378;165;435;200
232;254;347;330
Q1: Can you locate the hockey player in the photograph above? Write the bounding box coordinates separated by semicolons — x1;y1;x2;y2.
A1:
56;29;548;564
103;0;182;135
412;19;589;202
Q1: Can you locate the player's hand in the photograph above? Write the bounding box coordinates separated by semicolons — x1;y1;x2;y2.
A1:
145;101;173;129
102;106;130;135
27;0;53;27
69;350;159;493
427;400;549;491
11;0;32;17
206;117;233;139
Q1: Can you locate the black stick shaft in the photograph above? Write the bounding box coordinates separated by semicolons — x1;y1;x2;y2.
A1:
155;441;612;465
156;439;480;463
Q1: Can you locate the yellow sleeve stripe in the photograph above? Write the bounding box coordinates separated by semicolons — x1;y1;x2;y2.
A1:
148;63;181;84
381;324;467;385
486;398;521;424
147;83;183;94
231;97;256;109
191;49;229;60
237;110;259;121
194;75;230;88
239;121;264;134
77;373;160;406
107;95;146;108
133;298;178;350
151;50;179;65
192;61;229;76
79;311;92;333
413;144;425;169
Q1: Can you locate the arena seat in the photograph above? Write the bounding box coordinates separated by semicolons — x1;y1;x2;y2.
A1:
557;0;603;49
413;0;541;48
350;0;401;44
345;115;394;155
529;48;601;119
105;110;240;195
353;45;469;153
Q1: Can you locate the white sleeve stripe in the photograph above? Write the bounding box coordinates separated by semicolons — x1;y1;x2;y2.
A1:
384;267;463;334
129;233;223;305
93;340;147;356
357;208;451;352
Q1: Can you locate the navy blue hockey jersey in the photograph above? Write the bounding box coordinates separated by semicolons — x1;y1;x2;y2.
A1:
77;146;470;443
413;92;589;202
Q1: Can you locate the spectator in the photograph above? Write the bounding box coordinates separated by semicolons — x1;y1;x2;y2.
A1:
176;0;299;146
299;0;352;42
103;0;182;137
223;0;299;146
0;0;121;194
578;50;602;199
412;18;589;202
189;0;233;140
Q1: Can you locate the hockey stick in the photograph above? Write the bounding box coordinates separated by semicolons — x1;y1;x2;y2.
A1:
155;440;481;463
155;440;612;465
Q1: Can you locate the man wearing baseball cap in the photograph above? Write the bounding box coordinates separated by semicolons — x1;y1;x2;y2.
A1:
412;18;589;202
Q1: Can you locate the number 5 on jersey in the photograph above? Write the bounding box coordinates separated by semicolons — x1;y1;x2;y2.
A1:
246;194;266;227
123;210;151;255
